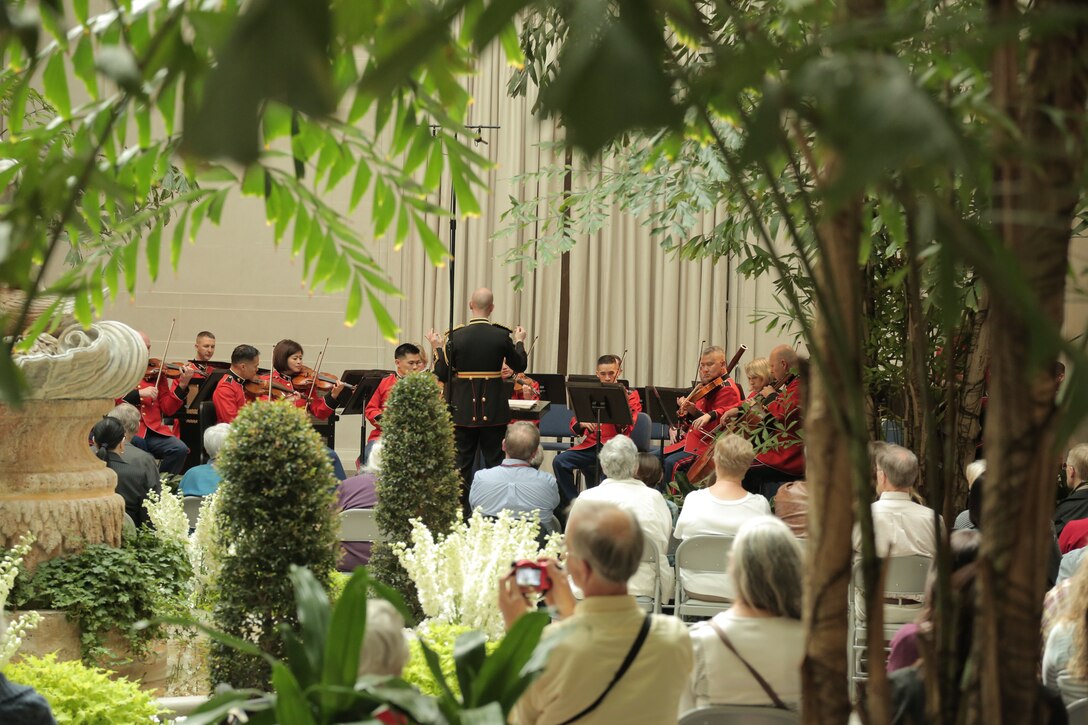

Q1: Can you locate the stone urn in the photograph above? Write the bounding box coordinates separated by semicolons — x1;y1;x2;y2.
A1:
0;319;147;571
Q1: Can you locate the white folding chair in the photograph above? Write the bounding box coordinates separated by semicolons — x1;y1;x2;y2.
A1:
636;538;663;614
848;555;931;693
679;704;799;724
339;508;381;543
674;535;735;619
182;496;204;531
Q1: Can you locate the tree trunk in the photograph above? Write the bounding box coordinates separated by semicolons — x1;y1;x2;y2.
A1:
978;1;1088;721
801;197;873;724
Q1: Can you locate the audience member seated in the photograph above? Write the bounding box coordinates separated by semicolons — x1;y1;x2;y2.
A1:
854;444;939;625
358;599;410;678
91;416;161;528
680;516;804;713
774;480;807;538
1044;553;1088;704
469;422;561;533
674;434;770;601
578;436;674;599
337;441;383;572
179;424;231;496
0;612;56;724
952;459;986;531
1055;444;1088;536
887;530;980;673
106;403;162;487
498;499;693;724
635;452;678;527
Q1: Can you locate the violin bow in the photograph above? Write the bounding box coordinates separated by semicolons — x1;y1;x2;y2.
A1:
525;335;539;358
309;337;331;399
154;318;177;390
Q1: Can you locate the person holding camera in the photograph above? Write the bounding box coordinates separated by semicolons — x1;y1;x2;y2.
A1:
498;499;692;724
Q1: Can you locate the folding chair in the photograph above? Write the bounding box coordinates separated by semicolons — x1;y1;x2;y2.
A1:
674;535;735;619
539;404;575;452
182;495;204;531
630;412;653;453
1068;698;1088;725
848;555;931;694
635;538;663;614
679;704;800;724
339;508;381;544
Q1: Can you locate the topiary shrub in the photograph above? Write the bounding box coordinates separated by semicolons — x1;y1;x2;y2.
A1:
368;371;460;620
209;400;338;689
6;653;165;724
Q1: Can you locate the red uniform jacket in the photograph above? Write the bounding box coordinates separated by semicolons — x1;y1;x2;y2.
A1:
511;376;542;425
213;371;249;424
263;370;336;420
119;377;188;438
665;379;743;456
570;389;642;451
363;373;399;444
755;377;805;476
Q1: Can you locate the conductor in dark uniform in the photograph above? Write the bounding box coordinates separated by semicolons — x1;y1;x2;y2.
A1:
427;287;528;510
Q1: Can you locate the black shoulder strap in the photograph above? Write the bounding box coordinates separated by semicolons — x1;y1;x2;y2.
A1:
557;614;653;725
708;619;789;710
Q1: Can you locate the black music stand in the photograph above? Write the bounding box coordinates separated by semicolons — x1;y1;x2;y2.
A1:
567;374;630;389
189;368;229;409
646;386;688;464
339;370;393;457
532;373;567;405
567;382;633;487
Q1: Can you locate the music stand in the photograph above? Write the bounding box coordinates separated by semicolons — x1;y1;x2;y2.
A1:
646;386;688;464
532;373;567;405
567;374;630;389
566;382;633;487
339;370;393;457
188;368;229;410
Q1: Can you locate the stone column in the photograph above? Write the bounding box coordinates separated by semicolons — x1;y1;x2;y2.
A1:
1;321;146;570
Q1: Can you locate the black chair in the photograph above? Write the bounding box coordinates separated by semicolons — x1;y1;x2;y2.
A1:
197;400;217;464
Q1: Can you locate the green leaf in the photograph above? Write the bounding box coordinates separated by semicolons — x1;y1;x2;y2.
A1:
347;90;373;125
263;102;293;144
171;210;189;270
448;153;481;218
242;165;266;196
136;106;151;148
372;178;395;237
122;239;139;295
344;278;362;327
366;290;400;342
423;141;444;192
178;689;269;725
96;45;142;94
416;636;459;706
43;52;71;118
73;287;92;324
413;214;448;266
281;628;317;692
349;159;372;211
468;611;549;712
321;568;371;714
272;661;318;725
146;223;162;281
472;0;529;50
293;206;311;255
453;631;488;707
73;0;89;23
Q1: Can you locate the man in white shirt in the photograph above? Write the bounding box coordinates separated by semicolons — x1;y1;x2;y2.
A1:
577;435;674;599
854;444;940;623
499;499;693;724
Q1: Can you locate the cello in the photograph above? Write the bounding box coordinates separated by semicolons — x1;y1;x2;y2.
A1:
678;345;750;486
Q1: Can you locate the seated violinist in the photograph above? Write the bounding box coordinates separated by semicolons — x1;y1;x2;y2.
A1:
503;360;541;424
743;358;772;400
213;344;261;424
363;342;425;464
119;331;195;474
663;346;743;483
723;344;805;500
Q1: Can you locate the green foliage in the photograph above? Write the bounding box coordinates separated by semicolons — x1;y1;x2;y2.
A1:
6;653;166;725
210;401;339;690
403;622;499;699
1;0;497;405
369;372;460;620
11;528;191;665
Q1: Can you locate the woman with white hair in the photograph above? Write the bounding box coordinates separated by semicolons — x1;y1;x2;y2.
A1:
179;424;232;496
680;516;803;713
577;435;674;599
357;599;410;679
674;433;771;600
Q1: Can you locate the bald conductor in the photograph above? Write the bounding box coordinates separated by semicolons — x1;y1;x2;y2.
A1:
428;288;528;512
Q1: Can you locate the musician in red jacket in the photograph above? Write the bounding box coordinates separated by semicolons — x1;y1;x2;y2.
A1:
662;345;743;482
725;344;805;499
363;343;426;464
213;345;261;424
119;331;196;474
552;354;641;504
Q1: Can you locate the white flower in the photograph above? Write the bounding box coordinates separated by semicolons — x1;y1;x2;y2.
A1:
395;511;564;638
143;487;190;548
0;533;40;668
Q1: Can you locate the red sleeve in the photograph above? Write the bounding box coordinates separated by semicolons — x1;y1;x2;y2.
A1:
308;394;334;420
365;376;394;427
707;381;742;420
213;382;245;424
619;389;642;433
159;379;186;417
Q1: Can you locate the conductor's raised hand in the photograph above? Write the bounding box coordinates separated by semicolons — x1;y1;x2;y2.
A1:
425;328;443;349
513;325;527;343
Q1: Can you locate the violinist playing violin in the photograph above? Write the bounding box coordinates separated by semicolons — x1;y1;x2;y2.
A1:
213;344;261;424
502;360;541;424
663;346;743;483
191;331;216;374
363;342;425;464
118;331;195;474
267;339;348;415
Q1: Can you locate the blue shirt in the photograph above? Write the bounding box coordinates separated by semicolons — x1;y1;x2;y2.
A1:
180;463;222;496
0;673;56;725
470;458;561;532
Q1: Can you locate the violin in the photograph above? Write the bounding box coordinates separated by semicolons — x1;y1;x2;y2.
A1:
243;375;295;402
145;358;204;383
677;345;748;427
513;373;536;396
291;365;355;396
